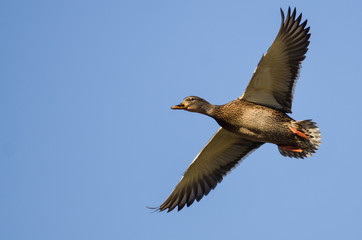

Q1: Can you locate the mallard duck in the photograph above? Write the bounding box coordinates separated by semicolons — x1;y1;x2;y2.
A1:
155;7;321;212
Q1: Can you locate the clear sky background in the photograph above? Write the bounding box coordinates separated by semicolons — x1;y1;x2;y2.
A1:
1;1;362;239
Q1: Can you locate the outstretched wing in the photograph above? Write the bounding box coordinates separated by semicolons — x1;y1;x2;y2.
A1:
240;7;310;113
157;128;263;212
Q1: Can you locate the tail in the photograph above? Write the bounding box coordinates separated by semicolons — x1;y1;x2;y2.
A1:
278;120;321;159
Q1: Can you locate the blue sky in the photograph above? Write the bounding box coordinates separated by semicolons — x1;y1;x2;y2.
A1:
1;1;362;239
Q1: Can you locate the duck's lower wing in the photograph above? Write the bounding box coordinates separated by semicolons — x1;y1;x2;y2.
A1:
156;127;263;212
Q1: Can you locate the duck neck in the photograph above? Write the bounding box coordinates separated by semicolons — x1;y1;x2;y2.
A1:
199;103;219;117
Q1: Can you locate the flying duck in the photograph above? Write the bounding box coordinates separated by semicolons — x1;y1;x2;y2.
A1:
154;7;321;212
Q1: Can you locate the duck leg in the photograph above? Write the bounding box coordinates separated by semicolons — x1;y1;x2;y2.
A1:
289;126;309;140
278;145;302;153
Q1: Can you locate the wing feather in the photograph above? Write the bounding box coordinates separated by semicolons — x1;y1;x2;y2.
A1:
157;128;263;212
240;7;311;113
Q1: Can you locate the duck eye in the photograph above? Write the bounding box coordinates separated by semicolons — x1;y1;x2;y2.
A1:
189;97;195;101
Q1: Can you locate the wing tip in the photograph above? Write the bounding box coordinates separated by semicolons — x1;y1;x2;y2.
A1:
280;7;307;25
280;8;285;22
146;205;162;213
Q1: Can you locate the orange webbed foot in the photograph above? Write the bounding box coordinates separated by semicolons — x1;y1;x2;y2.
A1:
289;126;309;140
278;145;303;153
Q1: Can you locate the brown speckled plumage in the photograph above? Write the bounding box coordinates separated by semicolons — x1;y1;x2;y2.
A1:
212;99;299;145
152;8;321;213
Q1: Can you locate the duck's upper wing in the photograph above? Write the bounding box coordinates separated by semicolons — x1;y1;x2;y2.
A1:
240;8;310;113
156;127;263;212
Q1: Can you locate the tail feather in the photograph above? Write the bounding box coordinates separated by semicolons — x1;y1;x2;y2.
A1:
278;120;321;159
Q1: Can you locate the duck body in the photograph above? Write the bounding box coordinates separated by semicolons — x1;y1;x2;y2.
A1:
211;99;296;145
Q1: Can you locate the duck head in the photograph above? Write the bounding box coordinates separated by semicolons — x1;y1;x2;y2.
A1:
171;96;215;115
